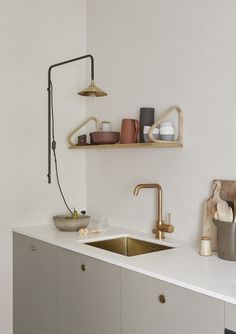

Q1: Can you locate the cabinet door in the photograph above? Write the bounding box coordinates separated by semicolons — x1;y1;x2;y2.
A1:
13;233;57;334
57;247;86;334
57;247;121;334
225;302;236;332
121;269;224;334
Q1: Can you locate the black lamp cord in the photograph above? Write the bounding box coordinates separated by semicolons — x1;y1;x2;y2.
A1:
50;81;73;215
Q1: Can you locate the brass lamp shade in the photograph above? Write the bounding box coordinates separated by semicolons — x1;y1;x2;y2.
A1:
78;80;107;97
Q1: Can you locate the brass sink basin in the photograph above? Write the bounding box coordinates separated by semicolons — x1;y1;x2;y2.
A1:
86;237;173;257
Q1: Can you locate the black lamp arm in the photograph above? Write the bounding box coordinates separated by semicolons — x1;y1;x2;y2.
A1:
47;54;94;184
48;54;94;82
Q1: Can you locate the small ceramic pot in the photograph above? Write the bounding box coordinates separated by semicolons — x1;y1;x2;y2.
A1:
101;121;112;132
143;126;159;143
159;121;175;141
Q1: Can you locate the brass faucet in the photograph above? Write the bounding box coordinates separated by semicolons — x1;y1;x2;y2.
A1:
133;183;174;240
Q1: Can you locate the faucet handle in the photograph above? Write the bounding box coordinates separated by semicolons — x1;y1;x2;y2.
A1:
155;213;174;234
158;213;174;233
158;223;174;233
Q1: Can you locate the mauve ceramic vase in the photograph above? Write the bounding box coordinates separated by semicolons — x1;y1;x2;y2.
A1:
120;119;139;144
139;107;155;143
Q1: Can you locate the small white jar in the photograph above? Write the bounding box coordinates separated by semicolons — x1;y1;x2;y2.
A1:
159;121;175;141
101;121;112;132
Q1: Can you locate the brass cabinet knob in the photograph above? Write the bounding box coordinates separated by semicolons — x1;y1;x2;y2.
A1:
159;294;166;304
81;264;87;271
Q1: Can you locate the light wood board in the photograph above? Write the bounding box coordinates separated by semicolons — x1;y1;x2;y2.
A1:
202;179;236;250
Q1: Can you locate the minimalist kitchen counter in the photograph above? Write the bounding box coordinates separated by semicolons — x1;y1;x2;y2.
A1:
13;223;236;305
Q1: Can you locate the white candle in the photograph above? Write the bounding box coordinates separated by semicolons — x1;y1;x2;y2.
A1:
199;237;212;256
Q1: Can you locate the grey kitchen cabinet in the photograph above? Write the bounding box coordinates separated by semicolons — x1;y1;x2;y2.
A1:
13;232;57;334
14;232;227;334
225;302;236;332
57;246;121;334
121;268;224;334
13;233;121;334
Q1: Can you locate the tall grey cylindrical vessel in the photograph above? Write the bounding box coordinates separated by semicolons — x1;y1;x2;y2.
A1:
213;219;236;261
139;107;155;143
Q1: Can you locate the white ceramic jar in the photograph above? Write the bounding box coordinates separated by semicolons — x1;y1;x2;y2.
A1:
159;121;175;141
143;126;159;142
101;121;112;132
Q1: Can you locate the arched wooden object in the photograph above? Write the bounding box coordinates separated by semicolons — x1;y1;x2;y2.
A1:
67;117;100;147
148;105;183;144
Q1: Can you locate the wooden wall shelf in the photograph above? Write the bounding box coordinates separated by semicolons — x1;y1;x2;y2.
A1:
69;142;183;149
67;106;183;150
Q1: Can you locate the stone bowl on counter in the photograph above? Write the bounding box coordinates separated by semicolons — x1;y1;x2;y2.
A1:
53;215;90;231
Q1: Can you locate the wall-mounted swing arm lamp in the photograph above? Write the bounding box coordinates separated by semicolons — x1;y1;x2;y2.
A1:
47;54;107;214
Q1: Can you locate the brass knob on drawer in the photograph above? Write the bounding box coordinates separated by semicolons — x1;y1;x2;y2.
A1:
159;294;166;304
81;264;87;271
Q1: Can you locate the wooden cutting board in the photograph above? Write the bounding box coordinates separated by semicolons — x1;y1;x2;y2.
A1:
218;180;236;201
202;179;236;250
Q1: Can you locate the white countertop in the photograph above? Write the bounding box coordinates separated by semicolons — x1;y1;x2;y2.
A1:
13;223;236;305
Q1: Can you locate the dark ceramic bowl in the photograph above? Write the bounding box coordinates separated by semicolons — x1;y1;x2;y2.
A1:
90;131;120;144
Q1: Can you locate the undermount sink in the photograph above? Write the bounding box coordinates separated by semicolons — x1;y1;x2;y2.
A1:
85;237;173;257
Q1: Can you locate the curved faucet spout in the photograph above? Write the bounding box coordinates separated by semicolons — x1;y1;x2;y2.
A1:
133;183;162;196
133;183;174;240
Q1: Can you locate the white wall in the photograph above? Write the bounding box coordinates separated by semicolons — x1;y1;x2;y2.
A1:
2;1;236;331
0;0;87;332
86;0;236;242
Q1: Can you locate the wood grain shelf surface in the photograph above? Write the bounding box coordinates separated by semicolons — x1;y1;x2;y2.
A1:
69;142;183;149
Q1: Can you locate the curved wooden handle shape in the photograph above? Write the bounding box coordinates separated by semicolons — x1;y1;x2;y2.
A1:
67;117;100;147
148;105;183;144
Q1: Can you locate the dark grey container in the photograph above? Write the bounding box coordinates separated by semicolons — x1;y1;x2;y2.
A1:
213;219;236;261
139;107;155;143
